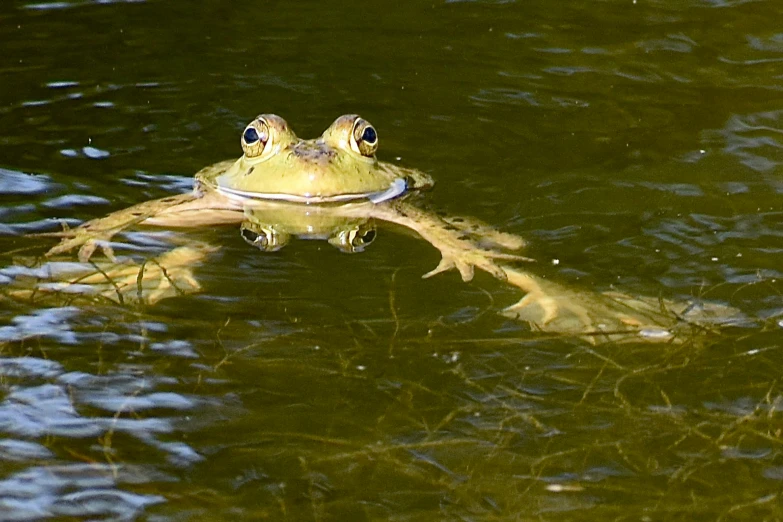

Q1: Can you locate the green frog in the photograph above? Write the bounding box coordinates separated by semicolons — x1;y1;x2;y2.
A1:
32;114;738;341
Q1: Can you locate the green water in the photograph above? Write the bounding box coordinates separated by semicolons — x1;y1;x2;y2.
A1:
0;0;782;520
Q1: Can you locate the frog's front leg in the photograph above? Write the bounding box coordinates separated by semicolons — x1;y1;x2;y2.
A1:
43;193;198;262
365;200;532;282
441;214;526;251
44;191;241;262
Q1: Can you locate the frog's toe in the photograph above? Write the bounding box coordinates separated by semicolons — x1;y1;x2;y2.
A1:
76;241;98;263
475;258;507;281
424;254;511;282
505;292;560;325
77;239;117;264
505;292;598;333
45;238;76;257
493;252;535;263
455;261;476;282
424;257;479;282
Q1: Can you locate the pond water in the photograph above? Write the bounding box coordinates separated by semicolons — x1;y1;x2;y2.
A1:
1;0;782;520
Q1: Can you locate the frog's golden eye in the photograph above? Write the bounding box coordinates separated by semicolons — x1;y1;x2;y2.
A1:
351;118;378;157
241;118;270;158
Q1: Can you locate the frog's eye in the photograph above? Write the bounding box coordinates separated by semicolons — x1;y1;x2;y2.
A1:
241;118;271;158
351;118;378;157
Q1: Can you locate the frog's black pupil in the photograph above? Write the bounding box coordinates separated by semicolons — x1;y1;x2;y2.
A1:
361;230;376;243
244;127;260;144
361;126;377;144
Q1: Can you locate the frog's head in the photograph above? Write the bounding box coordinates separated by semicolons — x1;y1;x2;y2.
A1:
201;114;432;204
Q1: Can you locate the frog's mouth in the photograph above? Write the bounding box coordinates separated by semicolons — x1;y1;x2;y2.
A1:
216;178;408;205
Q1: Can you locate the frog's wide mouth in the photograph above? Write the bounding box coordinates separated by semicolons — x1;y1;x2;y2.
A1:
216;178;407;205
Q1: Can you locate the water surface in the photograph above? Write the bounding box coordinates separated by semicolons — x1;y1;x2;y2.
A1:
0;0;782;520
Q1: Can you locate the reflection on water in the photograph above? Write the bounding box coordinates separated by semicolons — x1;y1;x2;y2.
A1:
0;464;164;520
22;0;147;11
0;0;782;519
0;307;80;344
706;109;783;173
0;353;199;518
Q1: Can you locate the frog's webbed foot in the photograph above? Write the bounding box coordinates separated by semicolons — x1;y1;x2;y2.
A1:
422;245;528;282
10;243;215;306
501;268;601;333
427;214;528;280
500;267;744;343
501;267;677;341
46;227;121;263
91;246;209;305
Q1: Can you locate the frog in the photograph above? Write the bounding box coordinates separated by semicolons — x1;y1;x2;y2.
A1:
31;114;740;341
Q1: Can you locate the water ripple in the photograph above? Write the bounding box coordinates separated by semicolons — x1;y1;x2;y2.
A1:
0;440;54;462
0;384;104;438
22;0;146;10
59;146;111;160
747;33;783;53
470;88;539;107
0;307;80;345
0;357;203;457
42;194;111;209
0;358;63;379
703;110;783;172
0;464;165;521
0;169;57;196
635;34;697;53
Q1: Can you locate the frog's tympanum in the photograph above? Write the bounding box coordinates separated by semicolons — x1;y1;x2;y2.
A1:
20;114;739;342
